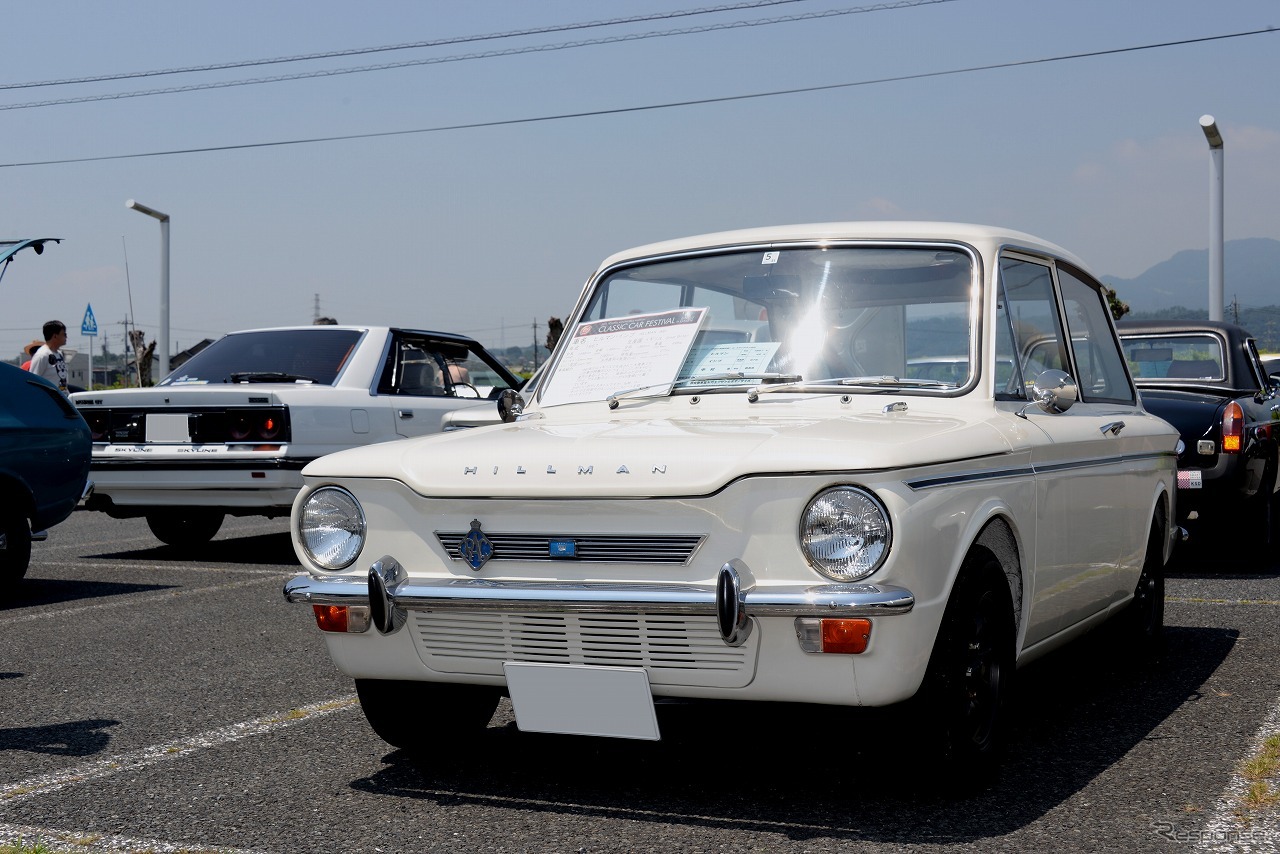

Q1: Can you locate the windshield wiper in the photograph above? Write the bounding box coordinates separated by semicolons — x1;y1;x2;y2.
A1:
606;372;805;408
674;371;803;387
746;375;952;401
605;382;674;409
228;371;317;384
829;376;954;388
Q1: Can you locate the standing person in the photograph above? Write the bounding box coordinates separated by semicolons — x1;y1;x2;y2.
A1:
19;340;42;371
27;320;68;393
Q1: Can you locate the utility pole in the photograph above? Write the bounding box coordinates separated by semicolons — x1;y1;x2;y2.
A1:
532;319;540;371
1200;116;1225;322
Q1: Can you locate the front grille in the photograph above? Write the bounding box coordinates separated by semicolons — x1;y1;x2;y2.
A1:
412;611;756;688
435;532;703;564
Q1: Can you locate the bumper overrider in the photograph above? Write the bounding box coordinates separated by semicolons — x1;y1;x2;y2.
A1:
283;557;915;648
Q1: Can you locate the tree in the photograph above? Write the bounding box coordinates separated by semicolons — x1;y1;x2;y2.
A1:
1104;286;1130;321
545;317;564;352
129;329;157;386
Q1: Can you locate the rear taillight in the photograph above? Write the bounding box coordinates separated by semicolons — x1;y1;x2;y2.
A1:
1222;401;1244;453
83;411;109;442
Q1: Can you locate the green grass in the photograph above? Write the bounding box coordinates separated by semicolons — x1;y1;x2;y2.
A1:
1237;733;1280;817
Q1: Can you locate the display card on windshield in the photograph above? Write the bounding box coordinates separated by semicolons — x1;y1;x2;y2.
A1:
539;308;708;407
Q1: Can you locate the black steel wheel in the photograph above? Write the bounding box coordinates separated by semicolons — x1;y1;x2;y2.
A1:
1125;521;1166;653
356;679;500;753
0;511;32;587
145;510;225;548
917;551;1015;787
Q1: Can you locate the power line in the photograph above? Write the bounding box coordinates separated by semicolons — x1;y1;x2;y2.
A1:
0;0;817;92
0;0;955;112
2;26;1274;169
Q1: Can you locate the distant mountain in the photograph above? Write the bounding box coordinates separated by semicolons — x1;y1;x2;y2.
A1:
1103;237;1280;313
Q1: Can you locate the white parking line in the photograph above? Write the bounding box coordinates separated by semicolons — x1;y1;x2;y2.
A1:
0;821;271;854
32;559;287;576
1195;693;1280;852
3;576;282;625
0;694;358;807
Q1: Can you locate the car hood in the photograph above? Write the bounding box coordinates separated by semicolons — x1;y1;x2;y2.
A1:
305;403;1014;497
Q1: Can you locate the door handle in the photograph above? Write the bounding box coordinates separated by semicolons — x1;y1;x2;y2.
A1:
1100;421;1125;436
397;409;414;419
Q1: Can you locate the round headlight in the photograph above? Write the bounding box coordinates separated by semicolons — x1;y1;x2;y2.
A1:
799;486;891;582
299;486;366;570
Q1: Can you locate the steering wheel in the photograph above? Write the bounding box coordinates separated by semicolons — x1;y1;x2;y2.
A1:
452;382;481;398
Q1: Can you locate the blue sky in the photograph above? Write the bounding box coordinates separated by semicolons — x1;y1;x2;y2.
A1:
1;0;1277;363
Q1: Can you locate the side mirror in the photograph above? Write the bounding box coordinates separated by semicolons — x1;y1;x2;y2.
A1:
497;389;525;423
1031;369;1078;414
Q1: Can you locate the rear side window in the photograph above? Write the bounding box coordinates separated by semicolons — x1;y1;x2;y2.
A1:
160;329;364;386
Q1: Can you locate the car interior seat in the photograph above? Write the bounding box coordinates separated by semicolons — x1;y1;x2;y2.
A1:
1165;359;1220;379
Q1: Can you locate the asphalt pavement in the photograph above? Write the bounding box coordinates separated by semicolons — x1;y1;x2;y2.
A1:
2;511;1278;853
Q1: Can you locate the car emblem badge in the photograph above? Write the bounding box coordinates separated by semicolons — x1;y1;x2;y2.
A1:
549;538;577;559
461;519;494;571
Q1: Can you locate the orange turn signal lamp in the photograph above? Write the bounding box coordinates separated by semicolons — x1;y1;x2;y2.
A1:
794;617;872;654
312;604;371;633
1221;401;1244;453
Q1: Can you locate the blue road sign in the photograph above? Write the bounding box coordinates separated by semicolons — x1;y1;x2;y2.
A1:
81;303;98;337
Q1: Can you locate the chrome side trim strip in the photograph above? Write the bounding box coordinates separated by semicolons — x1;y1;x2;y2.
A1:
905;466;1033;491
906;451;1176;491
283;573;914;618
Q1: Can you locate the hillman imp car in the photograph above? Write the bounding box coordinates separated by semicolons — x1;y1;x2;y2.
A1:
284;223;1180;778
71;325;521;548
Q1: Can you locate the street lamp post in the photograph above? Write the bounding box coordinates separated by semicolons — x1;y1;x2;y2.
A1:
1199;115;1224;322
126;199;172;378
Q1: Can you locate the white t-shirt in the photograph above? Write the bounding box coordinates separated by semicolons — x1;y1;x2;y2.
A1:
27;344;67;392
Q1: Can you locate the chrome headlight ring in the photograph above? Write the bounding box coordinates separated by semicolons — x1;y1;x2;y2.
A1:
799;486;892;582
298;485;366;571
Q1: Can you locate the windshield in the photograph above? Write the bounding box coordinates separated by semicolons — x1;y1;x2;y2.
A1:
160;328;364;386
538;244;977;405
1122;334;1225;382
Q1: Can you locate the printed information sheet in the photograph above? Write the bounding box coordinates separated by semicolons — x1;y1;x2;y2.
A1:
677;342;781;385
539;308;708;407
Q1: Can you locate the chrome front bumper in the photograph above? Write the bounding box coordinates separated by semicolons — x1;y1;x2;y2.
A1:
284;556;915;646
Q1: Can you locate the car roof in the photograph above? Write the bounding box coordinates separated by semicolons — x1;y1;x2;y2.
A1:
224;325;483;347
1116;319;1254;340
595;221;1089;272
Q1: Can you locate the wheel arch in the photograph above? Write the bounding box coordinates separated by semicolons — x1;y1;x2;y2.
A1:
0;474;35;522
1148;480;1173;564
971;515;1023;634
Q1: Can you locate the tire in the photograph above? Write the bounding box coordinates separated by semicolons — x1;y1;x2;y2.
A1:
355;679;500;752
0;511;32;587
915;551;1015;788
1124;521;1166;654
145;510;225;548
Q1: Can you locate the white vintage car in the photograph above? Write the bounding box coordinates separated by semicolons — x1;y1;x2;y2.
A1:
71;325;522;547
284;223;1180;778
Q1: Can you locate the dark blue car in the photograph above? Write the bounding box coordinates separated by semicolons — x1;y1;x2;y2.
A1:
1;237;92;589
0;363;92;587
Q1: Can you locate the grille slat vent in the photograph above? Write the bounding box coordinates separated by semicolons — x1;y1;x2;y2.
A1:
413;610;756;688
435;533;703;565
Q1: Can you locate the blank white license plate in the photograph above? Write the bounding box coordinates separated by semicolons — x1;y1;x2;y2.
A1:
145;413;191;443
1176;469;1203;489
503;662;660;741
